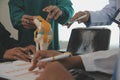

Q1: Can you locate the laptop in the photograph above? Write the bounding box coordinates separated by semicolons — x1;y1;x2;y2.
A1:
66;27;111;55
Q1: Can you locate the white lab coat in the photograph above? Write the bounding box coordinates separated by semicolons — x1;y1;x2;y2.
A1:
80;0;120;78
80;48;120;74
86;0;120;26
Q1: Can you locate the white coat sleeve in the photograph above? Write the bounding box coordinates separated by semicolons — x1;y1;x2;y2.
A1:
80;48;120;74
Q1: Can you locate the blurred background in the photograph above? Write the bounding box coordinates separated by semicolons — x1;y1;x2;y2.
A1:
0;0;119;50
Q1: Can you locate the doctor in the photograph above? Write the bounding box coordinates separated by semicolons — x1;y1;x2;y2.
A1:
68;0;120;27
67;0;120;46
29;48;120;74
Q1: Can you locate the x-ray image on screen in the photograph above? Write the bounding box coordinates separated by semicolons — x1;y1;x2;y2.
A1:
67;28;111;55
76;30;96;54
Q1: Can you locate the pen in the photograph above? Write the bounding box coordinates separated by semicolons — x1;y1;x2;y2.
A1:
38;52;72;62
67;13;87;25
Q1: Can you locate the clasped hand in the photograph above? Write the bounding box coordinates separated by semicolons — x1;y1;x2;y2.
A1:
3;45;36;62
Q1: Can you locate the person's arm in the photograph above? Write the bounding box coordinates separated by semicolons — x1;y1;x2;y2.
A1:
0;22;18;59
59;55;85;70
0;36;18;59
36;62;75;80
43;0;74;24
43;0;74;25
87;0;116;26
29;50;85;71
67;0;116;28
56;0;74;25
8;0;25;30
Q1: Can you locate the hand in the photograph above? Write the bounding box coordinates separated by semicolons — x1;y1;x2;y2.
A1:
3;45;36;62
3;47;31;62
29;50;61;71
21;15;36;29
29;50;84;71
66;11;90;28
43;5;63;21
36;62;74;80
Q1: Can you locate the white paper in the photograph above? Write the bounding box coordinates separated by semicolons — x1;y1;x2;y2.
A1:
0;60;43;80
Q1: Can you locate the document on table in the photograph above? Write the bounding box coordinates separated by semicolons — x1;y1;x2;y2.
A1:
0;60;43;80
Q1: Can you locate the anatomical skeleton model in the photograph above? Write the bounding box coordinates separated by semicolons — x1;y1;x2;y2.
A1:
33;16;53;51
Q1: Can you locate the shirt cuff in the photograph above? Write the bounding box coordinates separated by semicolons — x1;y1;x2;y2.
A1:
80;54;97;72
